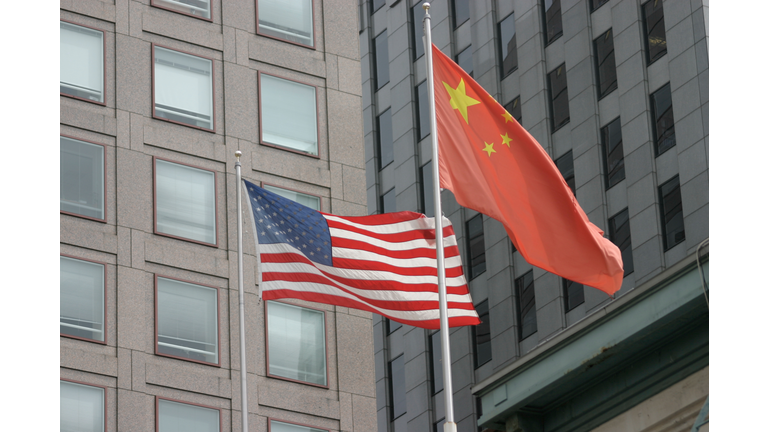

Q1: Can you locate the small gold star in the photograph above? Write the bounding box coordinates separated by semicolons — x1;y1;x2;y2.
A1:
482;142;496;156
502;111;513;123
501;133;512;147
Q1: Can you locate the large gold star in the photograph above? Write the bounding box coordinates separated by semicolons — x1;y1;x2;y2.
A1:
501;132;513;147
442;78;480;124
502;111;513;123
482;142;496;156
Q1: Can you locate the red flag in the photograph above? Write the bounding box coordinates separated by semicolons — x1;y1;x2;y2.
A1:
431;44;623;295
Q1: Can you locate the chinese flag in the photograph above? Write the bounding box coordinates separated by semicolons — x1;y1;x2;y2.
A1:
432;44;624;295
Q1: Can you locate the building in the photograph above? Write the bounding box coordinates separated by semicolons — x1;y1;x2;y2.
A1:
358;0;708;431
59;1;376;431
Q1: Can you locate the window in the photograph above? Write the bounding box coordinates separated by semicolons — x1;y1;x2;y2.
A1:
260;73;319;155
151;0;211;20
372;0;386;14
504;96;522;124
263;185;321;210
563;279;584;312
267;301;327;386
416;80;431;140
429;331;443;394
543;0;563;45
389;355;406;420
609;208;634;276
472;300;491;368
456;46;474;77
515;271;537;340
420;161;434;217
61;380;105;432
548;64;569;131
594;29;617;98
152;45;214;130
386;317;402;334
60;136;105;221
412;2;427;60
270;419;328;432
466;215;486;279
555;150;576;196
157;397;220;432
590;0;610;11
380;188;396;213
61;256;105;343
642;0;667;65
154;158;217;246
257;0;314;47
377;109;394;169
60;21;104;104
156;276;219;365
601;117;625;189
659;176;685;251
452;0;470;28
498;13;518;77
373;31;390;90
650;83;676;156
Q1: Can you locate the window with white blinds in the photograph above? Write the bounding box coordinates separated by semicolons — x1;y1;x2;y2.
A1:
60;381;105;432
152;0;211;20
155;159;217;245
153;46;213;130
60;21;104;103
270;419;327;432
260;74;318;155
60;136;104;221
263;185;320;210
158;398;219;432
60;256;105;342
258;0;313;47
267;301;326;386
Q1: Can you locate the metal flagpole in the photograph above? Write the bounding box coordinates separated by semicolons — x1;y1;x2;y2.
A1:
235;151;249;432
423;4;457;432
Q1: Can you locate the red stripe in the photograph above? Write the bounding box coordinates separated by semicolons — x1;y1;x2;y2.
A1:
321;211;427;226
262;289;481;329
262;252;466;278
332;237;461;260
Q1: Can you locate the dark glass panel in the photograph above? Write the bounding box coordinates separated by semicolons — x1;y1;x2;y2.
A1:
516;271;537;340
374;31;390;90
609;208;634;276
642;0;667;64
420;161;434;217
453;0;470;28
548;64;570;130
591;0;610;12
543;0;563;44
417;80;431;140
466;215;486;279
563;279;585;312
377;109;393;169
389;355;406;420
430;331;443;394
504;96;522;124
386;317;402;334
456;46;474;77
594;29;617;98
651;83;676;155
499;13;518;77
601;117;625;188
372;0;385;14
412;3;426;59
381;188;396;213
659;176;685;250
555;150;576;196
472;300;491;368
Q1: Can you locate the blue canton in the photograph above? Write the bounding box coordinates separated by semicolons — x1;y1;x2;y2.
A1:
244;180;333;266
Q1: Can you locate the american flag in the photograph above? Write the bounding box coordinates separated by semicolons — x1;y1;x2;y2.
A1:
243;180;480;329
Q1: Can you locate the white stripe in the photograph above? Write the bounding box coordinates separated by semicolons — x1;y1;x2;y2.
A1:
261;243;468;287
324;214;454;235
329;227;460;250
263;281;478;321
262;260;474;303
332;246;465;269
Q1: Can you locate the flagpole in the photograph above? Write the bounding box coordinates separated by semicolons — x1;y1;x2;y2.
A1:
235;151;249;432
423;4;457;432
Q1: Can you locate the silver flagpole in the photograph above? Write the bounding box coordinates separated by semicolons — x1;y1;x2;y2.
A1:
235;151;249;432
423;3;457;432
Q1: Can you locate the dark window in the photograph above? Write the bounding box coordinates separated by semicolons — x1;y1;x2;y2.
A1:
543;0;563;45
373;31;389;90
555;150;576;196
466;215;486;279
412;3;426;60
563;279;585;312
372;0;385;14
594;29;617;98
590;0;610;11
548;64;569;131
377;109;393;169
659;176;685;250
420;161;434;217
516;271;537;340
380;188;396;213
453;0;470;28
609;208;634;276
651;83;675;155
434;419;445;432
386;317;402;334
510;239;517;253
429;331;443;394
601;117;625;189
389;355;406;420
504;96;522;124
472;300;491;368
499;13;518;77
417;80;431;140
642;0;667;64
456;46;473;77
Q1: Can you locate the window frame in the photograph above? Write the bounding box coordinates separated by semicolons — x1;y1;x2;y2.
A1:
452;0;470;29
154;274;221;367
257;71;321;158
388;354;407;421
261;182;323;211
601;116;625;190
641;0;667;66
429;330;443;394
659;175;685;251
416;80;431;141
590;0;610;13
151;43;216;132
265;300;330;389
411;2;426;61
155;396;222;432
455;45;474;78
268;418;330;432
471;299;492;369
419;161;434;218
608;207;634;276
547;63;570;132
60;19;107;106
60;378;107;432
377;108;394;170
498;12;518;78
380;187;396;214
60;254;108;345
153;156;219;247
515;270;537;341
593;28;618;100
562;278;585;312
465;214;486;280
542;0;563;46
150;0;213;22
386;317;402;334
371;0;386;15
555;150;576;196
504;96;522;124
373;30;390;91
60;134;108;223
650;82;676;157
256;0;316;49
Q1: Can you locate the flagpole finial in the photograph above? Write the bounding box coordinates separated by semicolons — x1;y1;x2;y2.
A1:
235;150;242;160
423;2;430;11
